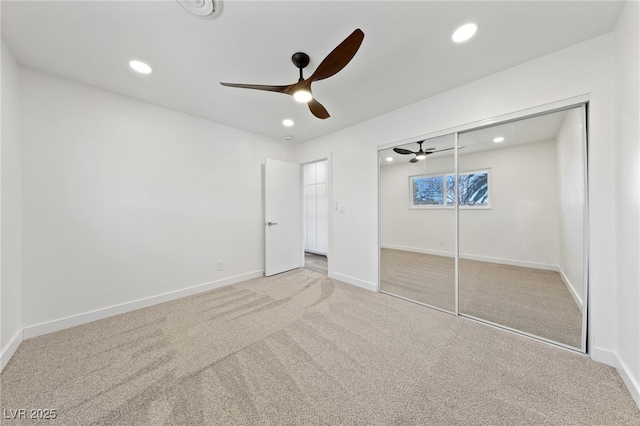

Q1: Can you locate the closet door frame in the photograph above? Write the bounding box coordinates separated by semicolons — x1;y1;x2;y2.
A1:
377;94;590;354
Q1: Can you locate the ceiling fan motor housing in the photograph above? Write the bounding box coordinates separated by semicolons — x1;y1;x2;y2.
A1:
292;52;310;69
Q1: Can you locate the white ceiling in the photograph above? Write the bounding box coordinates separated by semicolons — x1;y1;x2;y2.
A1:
1;1;624;144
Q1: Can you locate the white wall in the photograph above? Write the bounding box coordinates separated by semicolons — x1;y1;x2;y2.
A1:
1;41;23;368
296;34;617;357
20;69;295;334
613;0;640;408
381;140;560;269
556;108;585;307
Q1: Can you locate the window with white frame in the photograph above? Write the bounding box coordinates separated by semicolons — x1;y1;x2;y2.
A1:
410;169;490;208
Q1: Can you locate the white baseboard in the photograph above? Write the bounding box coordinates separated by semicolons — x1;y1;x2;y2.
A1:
591;346;640;410
617;354;640;409
590;346;618;367
23;270;264;339
558;267;583;312
381;244;558;271
329;271;377;292
1;330;24;371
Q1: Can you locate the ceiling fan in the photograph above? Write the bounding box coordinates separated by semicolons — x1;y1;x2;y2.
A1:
393;141;457;163
220;29;365;119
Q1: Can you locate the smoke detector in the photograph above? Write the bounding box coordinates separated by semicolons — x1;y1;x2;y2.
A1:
175;0;219;18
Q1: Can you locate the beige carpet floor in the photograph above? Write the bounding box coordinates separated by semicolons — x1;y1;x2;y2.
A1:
381;249;582;348
2;268;638;425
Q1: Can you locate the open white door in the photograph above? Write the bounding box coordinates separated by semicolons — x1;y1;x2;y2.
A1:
265;158;302;276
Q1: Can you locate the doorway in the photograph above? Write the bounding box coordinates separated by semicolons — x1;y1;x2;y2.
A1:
302;160;329;275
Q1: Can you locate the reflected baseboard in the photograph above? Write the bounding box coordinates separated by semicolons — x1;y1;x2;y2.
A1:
559;267;583;312
381;244;454;258
380;244;557;271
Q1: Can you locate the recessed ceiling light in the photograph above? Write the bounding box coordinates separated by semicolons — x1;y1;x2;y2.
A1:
493;136;505;143
129;60;152;74
282;119;294;127
452;23;477;43
386;157;394;162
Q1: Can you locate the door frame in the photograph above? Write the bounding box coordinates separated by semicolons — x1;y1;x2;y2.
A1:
300;156;332;275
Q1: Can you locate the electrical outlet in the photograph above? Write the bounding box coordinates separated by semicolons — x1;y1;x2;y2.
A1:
216;261;224;271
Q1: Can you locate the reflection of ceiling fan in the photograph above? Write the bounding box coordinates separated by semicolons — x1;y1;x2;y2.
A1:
220;29;365;119
393;141;457;163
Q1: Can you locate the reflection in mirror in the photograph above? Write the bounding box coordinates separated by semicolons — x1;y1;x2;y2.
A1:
457;106;586;349
379;134;456;312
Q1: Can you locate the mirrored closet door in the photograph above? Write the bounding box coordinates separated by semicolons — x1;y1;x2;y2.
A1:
378;103;588;352
457;106;587;350
379;134;456;313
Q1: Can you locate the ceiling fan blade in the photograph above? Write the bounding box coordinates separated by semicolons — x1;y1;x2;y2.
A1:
410;158;419;163
309;29;365;82
220;82;293;94
393;148;416;155
433;147;455;152
308;98;330;119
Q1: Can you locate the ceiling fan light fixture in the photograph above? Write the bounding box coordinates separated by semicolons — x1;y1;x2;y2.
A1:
416;154;426;160
129;60;152;74
293;89;313;103
452;23;477;43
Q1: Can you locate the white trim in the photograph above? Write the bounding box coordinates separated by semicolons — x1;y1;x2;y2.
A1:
329;272;377;292
1;330;24;371
381;243;454;258
23;270;264;339
590;346;618;367
377;94;591;151
461;313;583;353
617;354;640;409
460;253;557;271
558;267;583;312
380;244;558;271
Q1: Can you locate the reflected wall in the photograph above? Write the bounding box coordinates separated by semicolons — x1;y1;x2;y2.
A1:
457;107;586;349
